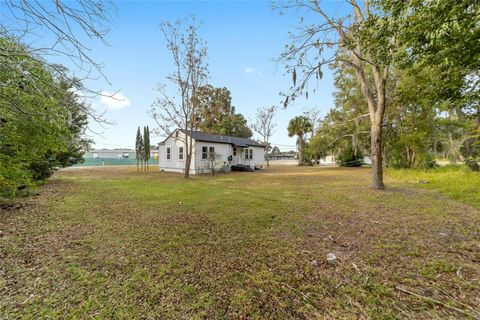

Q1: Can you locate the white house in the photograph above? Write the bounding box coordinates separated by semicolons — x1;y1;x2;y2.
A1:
158;129;266;174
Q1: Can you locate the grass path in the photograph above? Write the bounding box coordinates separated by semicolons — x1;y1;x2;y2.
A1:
1;166;479;319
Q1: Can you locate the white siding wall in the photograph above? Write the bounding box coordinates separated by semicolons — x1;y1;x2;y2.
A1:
249;146;265;168
193;141;231;174
158;131;193;174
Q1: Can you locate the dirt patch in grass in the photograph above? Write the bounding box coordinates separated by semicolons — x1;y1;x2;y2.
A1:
1;165;479;319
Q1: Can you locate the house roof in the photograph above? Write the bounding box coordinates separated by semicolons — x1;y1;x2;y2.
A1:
189;131;265;147
160;129;265;148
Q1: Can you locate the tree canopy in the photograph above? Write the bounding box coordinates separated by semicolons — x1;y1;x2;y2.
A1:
194;85;252;138
288;116;312;165
278;0;479;181
0;39;91;198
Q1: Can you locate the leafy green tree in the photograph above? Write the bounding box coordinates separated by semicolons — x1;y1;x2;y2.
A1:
194;85;252;138
0;39;91;198
226;113;253;138
0;0;115;199
53;77;92;167
309;64;370;166
382;69;438;168
385;0;479;160
288;116;312;165
307;133;330;164
314;59;440;170
336;147;364;167
276;0;398;189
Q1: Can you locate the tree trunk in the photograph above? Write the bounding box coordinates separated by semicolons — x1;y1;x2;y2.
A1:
184;127;194;179
184;145;191;178
298;136;303;165
266;148;270;167
184;142;190;179
352;134;358;157
370;121;384;190
353;119;360;157
184;153;191;178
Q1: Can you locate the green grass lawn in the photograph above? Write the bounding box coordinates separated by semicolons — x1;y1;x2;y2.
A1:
387;165;480;209
1;165;479;319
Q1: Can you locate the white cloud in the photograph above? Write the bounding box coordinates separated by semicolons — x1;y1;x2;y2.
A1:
244;66;263;77
100;91;131;110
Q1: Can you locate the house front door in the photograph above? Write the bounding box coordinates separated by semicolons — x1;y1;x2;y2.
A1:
242;148;252;166
232;147;242;165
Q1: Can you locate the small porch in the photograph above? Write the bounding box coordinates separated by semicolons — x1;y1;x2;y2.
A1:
230;146;253;167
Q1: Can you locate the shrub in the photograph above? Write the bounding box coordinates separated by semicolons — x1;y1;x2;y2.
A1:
0;176;17;199
336;147;364;167
28;160;55;181
465;157;479;172
419;154;439;170
0;159;30;199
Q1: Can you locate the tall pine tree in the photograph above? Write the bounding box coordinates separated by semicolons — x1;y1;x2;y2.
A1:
135;127;143;172
144;126;150;171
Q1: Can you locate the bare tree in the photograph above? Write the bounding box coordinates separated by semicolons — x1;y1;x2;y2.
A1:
0;1;114;77
0;0;116;125
252;106;277;166
303;107;321;139
276;0;395;189
149;17;209;178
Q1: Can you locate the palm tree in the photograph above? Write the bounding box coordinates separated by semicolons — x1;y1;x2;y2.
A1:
288;116;312;165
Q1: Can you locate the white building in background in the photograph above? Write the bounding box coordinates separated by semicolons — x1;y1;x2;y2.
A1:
84;149;135;159
318;155;372;165
319;155;336;165
158;129;266;174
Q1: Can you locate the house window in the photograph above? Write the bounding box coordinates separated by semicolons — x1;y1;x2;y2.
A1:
166;147;171;160
244;148;253;160
202;146;208;160
175;131;179;138
233;147;236;156
178;146;184;160
209;147;215;159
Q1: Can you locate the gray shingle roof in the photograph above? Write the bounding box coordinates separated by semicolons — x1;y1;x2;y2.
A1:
188;130;265;147
159;130;266;147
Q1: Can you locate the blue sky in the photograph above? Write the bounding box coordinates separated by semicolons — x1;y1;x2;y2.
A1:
56;1;344;150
